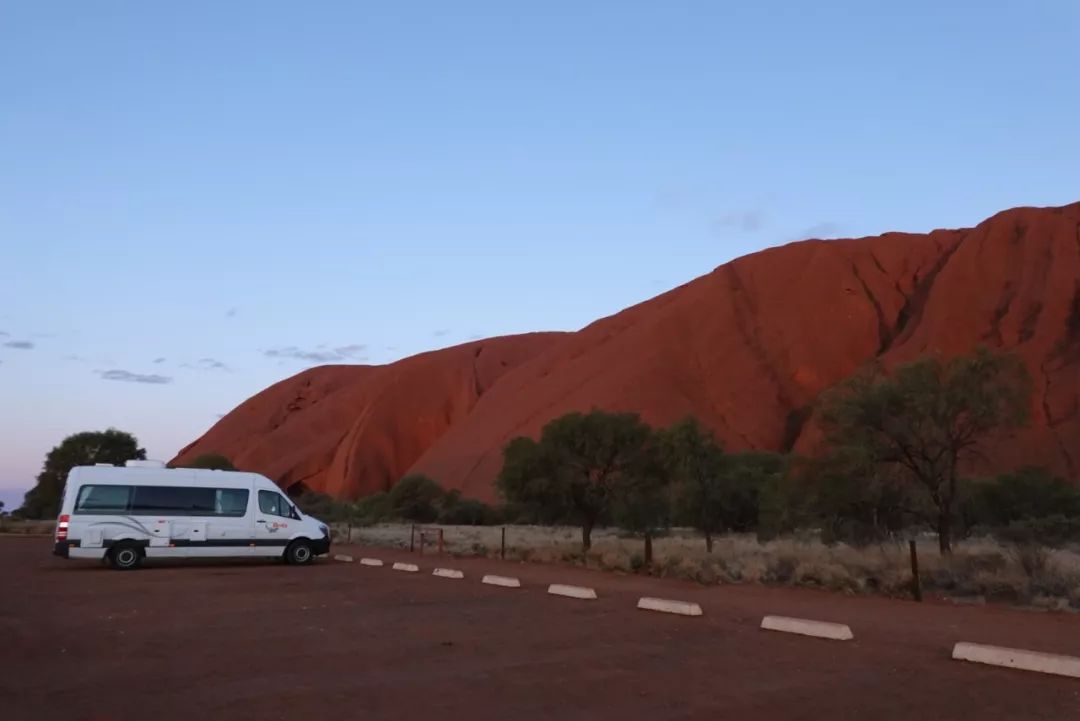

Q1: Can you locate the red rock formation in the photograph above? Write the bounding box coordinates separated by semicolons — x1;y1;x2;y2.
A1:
171;333;562;497
174;203;1080;499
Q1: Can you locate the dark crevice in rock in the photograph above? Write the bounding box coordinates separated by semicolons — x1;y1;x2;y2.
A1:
891;237;965;346
867;249;887;276
849;261;892;355
780;406;811;453
724;263;799;438
984;282;1016;346
1019;302;1043;343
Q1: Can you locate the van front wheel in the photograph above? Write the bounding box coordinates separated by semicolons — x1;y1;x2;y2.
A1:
108;542;143;571
285;539;314;566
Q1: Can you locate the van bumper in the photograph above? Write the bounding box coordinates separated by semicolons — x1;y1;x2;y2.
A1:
312;535;331;556
53;540;75;558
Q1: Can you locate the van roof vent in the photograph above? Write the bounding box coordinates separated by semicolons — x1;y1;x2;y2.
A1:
125;460;166;468
94;463;113;467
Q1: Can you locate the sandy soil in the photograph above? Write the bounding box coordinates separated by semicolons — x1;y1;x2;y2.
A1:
1;537;1078;721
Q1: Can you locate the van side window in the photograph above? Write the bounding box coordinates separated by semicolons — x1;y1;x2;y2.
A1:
132;486;216;515
258;490;296;518
74;485;250;517
75;485;132;513
258;490;281;516
215;489;249;517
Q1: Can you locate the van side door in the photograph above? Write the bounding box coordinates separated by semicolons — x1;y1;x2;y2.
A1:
252;489;298;556
201;485;256;556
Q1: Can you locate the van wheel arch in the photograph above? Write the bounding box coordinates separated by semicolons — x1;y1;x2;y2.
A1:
284;538;315;566
107;541;144;570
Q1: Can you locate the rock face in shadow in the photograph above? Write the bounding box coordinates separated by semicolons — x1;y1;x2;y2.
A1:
175;202;1080;499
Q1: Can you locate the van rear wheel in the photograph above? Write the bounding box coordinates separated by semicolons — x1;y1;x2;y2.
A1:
108;542;143;571
285;539;314;566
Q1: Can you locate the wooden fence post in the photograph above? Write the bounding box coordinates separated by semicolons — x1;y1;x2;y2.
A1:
909;539;922;602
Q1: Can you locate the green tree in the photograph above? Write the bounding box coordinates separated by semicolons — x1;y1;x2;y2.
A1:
613;438;671;564
657;418;786;550
820;348;1031;554
20;429;146;518
725;451;787;530
657;417;726;551
803;452;917;546
498;410;653;551
176;453;237;471
388;474;445;522
496;437;569;523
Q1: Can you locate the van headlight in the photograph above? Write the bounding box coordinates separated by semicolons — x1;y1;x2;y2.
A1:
319;523;329;537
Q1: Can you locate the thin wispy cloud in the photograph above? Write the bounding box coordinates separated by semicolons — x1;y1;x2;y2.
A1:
3;340;34;350
153;357;166;364
713;210;765;234
0;330;8;337
794;221;843;240
225;307;237;318
333;344;366;357
198;358;229;371
98;369;172;384
63;354;82;361
263;344;367;363
433;330;449;337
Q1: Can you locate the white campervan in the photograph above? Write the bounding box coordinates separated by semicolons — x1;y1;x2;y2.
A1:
53;461;331;570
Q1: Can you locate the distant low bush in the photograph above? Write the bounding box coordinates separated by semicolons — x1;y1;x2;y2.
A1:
438;498;501;526
388;474;445;522
293;490;353;523
176;453;237;471
355;492;392;525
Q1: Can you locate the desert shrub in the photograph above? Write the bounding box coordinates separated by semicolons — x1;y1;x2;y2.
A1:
970;467;1080;526
355;492;392;525
1013;544;1050;578
996;516;1080;548
389;474;445;522
438;498;500;525
1028;564;1076;598
292;490;353;522
954;550;1008;574
794;561;860;593
764;555;798;584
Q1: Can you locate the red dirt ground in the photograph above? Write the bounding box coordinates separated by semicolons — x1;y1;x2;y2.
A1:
3;537;1078;721
175;202;1080;500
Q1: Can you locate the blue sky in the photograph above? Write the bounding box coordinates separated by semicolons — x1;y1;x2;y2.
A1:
1;1;1078;505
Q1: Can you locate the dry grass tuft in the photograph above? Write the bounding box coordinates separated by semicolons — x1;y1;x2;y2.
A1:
0;519;56;535
342;523;1080;611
